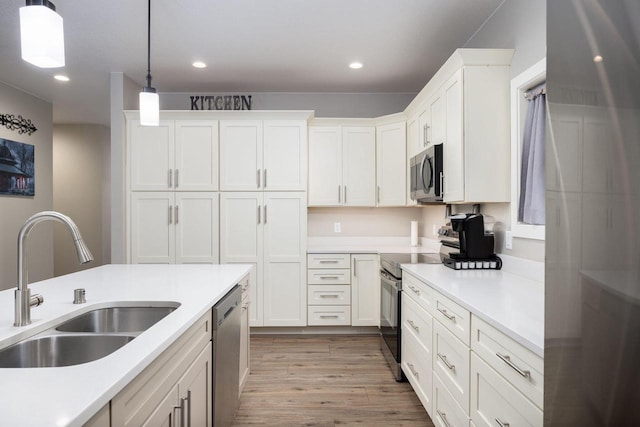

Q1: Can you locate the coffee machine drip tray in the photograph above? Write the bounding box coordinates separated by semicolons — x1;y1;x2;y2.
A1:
443;254;503;270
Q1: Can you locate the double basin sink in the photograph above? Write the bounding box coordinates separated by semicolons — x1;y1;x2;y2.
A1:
0;303;180;368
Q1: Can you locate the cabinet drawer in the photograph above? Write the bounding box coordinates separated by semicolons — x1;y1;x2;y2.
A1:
307;305;351;325
433;372;470;427
471;315;543;408
307;253;351;269
402;290;433;352
434;291;471;346
403;271;435;314
402;330;434;416
433;320;470;415
307;269;350;285
308;285;351;305
470;353;543;427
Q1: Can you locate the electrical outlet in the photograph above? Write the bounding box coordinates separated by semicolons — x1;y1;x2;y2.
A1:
505;231;513;250
334;222;341;233
432;224;437;235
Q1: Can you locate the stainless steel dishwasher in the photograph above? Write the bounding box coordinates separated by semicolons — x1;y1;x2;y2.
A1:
212;284;242;426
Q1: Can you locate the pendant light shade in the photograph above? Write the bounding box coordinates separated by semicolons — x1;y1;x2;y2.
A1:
139;0;159;126
19;0;65;68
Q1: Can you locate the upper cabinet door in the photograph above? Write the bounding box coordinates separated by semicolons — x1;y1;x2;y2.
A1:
129;120;175;191
342;126;376;206
220;120;263;191
428;92;445;147
175;120;219;191
308;127;342;206
443;69;464;203
263;121;307;191
376;122;406;207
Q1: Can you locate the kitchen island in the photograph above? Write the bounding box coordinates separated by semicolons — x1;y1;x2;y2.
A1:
0;263;252;427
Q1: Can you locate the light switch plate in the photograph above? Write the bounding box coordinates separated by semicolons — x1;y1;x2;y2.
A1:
334;222;341;233
505;231;513;250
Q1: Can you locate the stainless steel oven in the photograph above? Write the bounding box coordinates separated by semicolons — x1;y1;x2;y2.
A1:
379;252;441;381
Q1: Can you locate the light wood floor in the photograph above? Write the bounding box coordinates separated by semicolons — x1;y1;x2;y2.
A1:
232;335;434;427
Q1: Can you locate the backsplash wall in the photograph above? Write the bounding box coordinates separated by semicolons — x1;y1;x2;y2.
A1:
308;207;422;237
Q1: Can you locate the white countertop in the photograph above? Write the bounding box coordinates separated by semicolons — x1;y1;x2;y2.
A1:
0;263;252;427
401;263;544;357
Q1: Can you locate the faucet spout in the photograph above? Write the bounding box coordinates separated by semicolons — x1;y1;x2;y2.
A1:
15;211;94;326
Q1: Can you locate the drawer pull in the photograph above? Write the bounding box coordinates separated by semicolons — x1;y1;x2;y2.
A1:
320;315;339;319
437;410;451;427
407;319;420;333
408;285;421;295
496;352;531;379
319;294;339;298
407;362;419;379
438;353;456;372
437;307;456;321
495;418;510;427
319;260;339;264
319;276;340;280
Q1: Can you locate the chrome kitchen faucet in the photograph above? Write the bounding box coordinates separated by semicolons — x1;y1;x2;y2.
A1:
14;211;94;326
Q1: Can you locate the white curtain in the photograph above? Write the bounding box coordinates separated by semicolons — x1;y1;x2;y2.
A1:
518;84;546;225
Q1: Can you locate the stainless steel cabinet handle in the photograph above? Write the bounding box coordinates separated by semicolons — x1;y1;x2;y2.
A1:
407;319;420;333
319;260;339;264
319;276;339;280
257;205;261;224
180;395;187;427
377;186;380;204
353;258;357;277
168;169;173;188
344;186;348;204
168;206;173;224
407;362;419;379
257;169;260;188
437;307;455;321
175;169;179;188
408;285;420;295
496;352;531;379
320;315;339;319
175;205;179;224
264;205;267;224
319;294;340;298
496;418;510;427
438;353;456;371
186;390;192;427
437;410;451;427
338;185;341;203
439;172;444;197
264;169;267;188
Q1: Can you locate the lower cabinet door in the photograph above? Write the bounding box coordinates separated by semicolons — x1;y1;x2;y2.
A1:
402;332;433;416
142;384;180;427
470;353;543;427
433;372;469;427
178;342;213;427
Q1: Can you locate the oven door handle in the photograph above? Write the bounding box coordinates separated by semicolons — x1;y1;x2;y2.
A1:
380;271;401;291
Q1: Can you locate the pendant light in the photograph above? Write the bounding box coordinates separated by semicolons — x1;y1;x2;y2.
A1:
139;0;159;126
19;0;65;68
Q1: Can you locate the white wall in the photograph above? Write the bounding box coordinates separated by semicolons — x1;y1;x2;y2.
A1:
308;207;422;237
160;92;416;118
53;125;109;276
0;82;54;290
462;0;547;261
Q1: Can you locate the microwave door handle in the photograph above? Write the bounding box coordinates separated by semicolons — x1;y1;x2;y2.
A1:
427;157;434;189
419;154;428;190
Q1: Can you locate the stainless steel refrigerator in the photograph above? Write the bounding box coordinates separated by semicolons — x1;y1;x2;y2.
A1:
546;1;640;425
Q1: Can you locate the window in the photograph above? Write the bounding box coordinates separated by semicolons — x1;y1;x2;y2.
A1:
510;58;546;240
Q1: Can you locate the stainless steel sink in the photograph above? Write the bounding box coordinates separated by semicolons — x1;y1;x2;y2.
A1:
55;305;178;333
0;335;135;368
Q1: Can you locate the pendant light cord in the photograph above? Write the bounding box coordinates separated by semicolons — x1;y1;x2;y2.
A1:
145;0;152;88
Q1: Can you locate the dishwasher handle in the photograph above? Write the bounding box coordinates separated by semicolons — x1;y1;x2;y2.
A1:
212;284;242;328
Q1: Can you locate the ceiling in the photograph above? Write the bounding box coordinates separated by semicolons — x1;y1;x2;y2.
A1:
0;0;504;126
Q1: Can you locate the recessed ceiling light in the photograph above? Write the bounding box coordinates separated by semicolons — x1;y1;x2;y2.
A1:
54;74;69;82
349;62;363;69
192;61;207;69
593;55;603;63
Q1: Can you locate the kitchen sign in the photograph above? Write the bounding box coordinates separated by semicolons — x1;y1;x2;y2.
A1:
190;95;252;111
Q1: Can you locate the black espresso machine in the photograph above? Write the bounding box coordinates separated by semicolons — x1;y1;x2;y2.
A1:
440;213;502;270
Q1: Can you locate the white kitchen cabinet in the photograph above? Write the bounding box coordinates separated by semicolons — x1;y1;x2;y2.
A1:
129;119;219;191
307;253;351;326
239;276;251;396
308;126;376;206
376;122;406;206
220;120;307;191
433;320;471;415
112;313;212;427
130;192;219;264
350;254;380;326
407;113;421;158
427;91;446;148
220;192;307;327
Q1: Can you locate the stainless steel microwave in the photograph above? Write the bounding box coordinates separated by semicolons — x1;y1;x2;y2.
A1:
410;143;443;203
